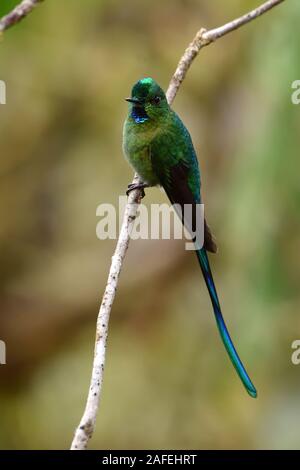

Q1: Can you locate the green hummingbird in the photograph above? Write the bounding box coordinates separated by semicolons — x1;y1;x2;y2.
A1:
123;77;257;398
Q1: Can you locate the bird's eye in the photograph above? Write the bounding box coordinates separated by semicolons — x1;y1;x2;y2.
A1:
151;96;161;105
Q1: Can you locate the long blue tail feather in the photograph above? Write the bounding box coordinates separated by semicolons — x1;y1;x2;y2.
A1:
196;248;257;398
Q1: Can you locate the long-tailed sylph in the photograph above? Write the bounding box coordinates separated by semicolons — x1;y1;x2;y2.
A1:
123;77;257;398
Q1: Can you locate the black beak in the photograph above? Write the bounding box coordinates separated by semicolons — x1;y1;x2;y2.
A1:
125;98;143;105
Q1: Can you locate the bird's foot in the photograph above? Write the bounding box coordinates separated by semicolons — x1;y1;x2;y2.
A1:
126;182;149;199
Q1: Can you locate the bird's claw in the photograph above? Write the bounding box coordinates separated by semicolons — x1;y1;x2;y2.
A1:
126;183;148;199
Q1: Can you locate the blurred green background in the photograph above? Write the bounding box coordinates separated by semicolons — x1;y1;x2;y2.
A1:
0;0;299;450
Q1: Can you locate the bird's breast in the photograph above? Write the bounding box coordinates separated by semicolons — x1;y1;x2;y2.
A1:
123;120;160;186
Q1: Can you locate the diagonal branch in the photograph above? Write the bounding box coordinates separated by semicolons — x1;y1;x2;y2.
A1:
70;0;285;450
167;0;285;103
0;0;43;33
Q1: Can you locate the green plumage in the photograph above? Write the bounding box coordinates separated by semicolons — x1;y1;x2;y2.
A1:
123;77;257;398
123;79;200;200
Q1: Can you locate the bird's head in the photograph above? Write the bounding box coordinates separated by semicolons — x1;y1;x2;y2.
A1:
126;77;169;123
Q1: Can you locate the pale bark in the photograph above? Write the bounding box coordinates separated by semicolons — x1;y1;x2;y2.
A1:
0;0;42;33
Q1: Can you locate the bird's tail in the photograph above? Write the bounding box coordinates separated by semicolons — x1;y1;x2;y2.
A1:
196;247;257;398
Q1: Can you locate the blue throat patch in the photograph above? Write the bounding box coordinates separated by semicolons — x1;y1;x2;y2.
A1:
131;105;149;123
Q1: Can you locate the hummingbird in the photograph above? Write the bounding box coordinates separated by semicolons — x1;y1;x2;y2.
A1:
123;77;257;398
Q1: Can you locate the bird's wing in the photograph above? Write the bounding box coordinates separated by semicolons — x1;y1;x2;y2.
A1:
150;133;217;253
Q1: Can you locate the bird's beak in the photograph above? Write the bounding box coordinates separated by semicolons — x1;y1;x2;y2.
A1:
125;98;143;105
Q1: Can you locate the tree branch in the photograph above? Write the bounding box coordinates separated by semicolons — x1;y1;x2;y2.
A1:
167;0;285;103
0;0;43;33
70;0;285;450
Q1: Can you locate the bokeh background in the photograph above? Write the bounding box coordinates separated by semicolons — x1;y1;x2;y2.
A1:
0;0;299;450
